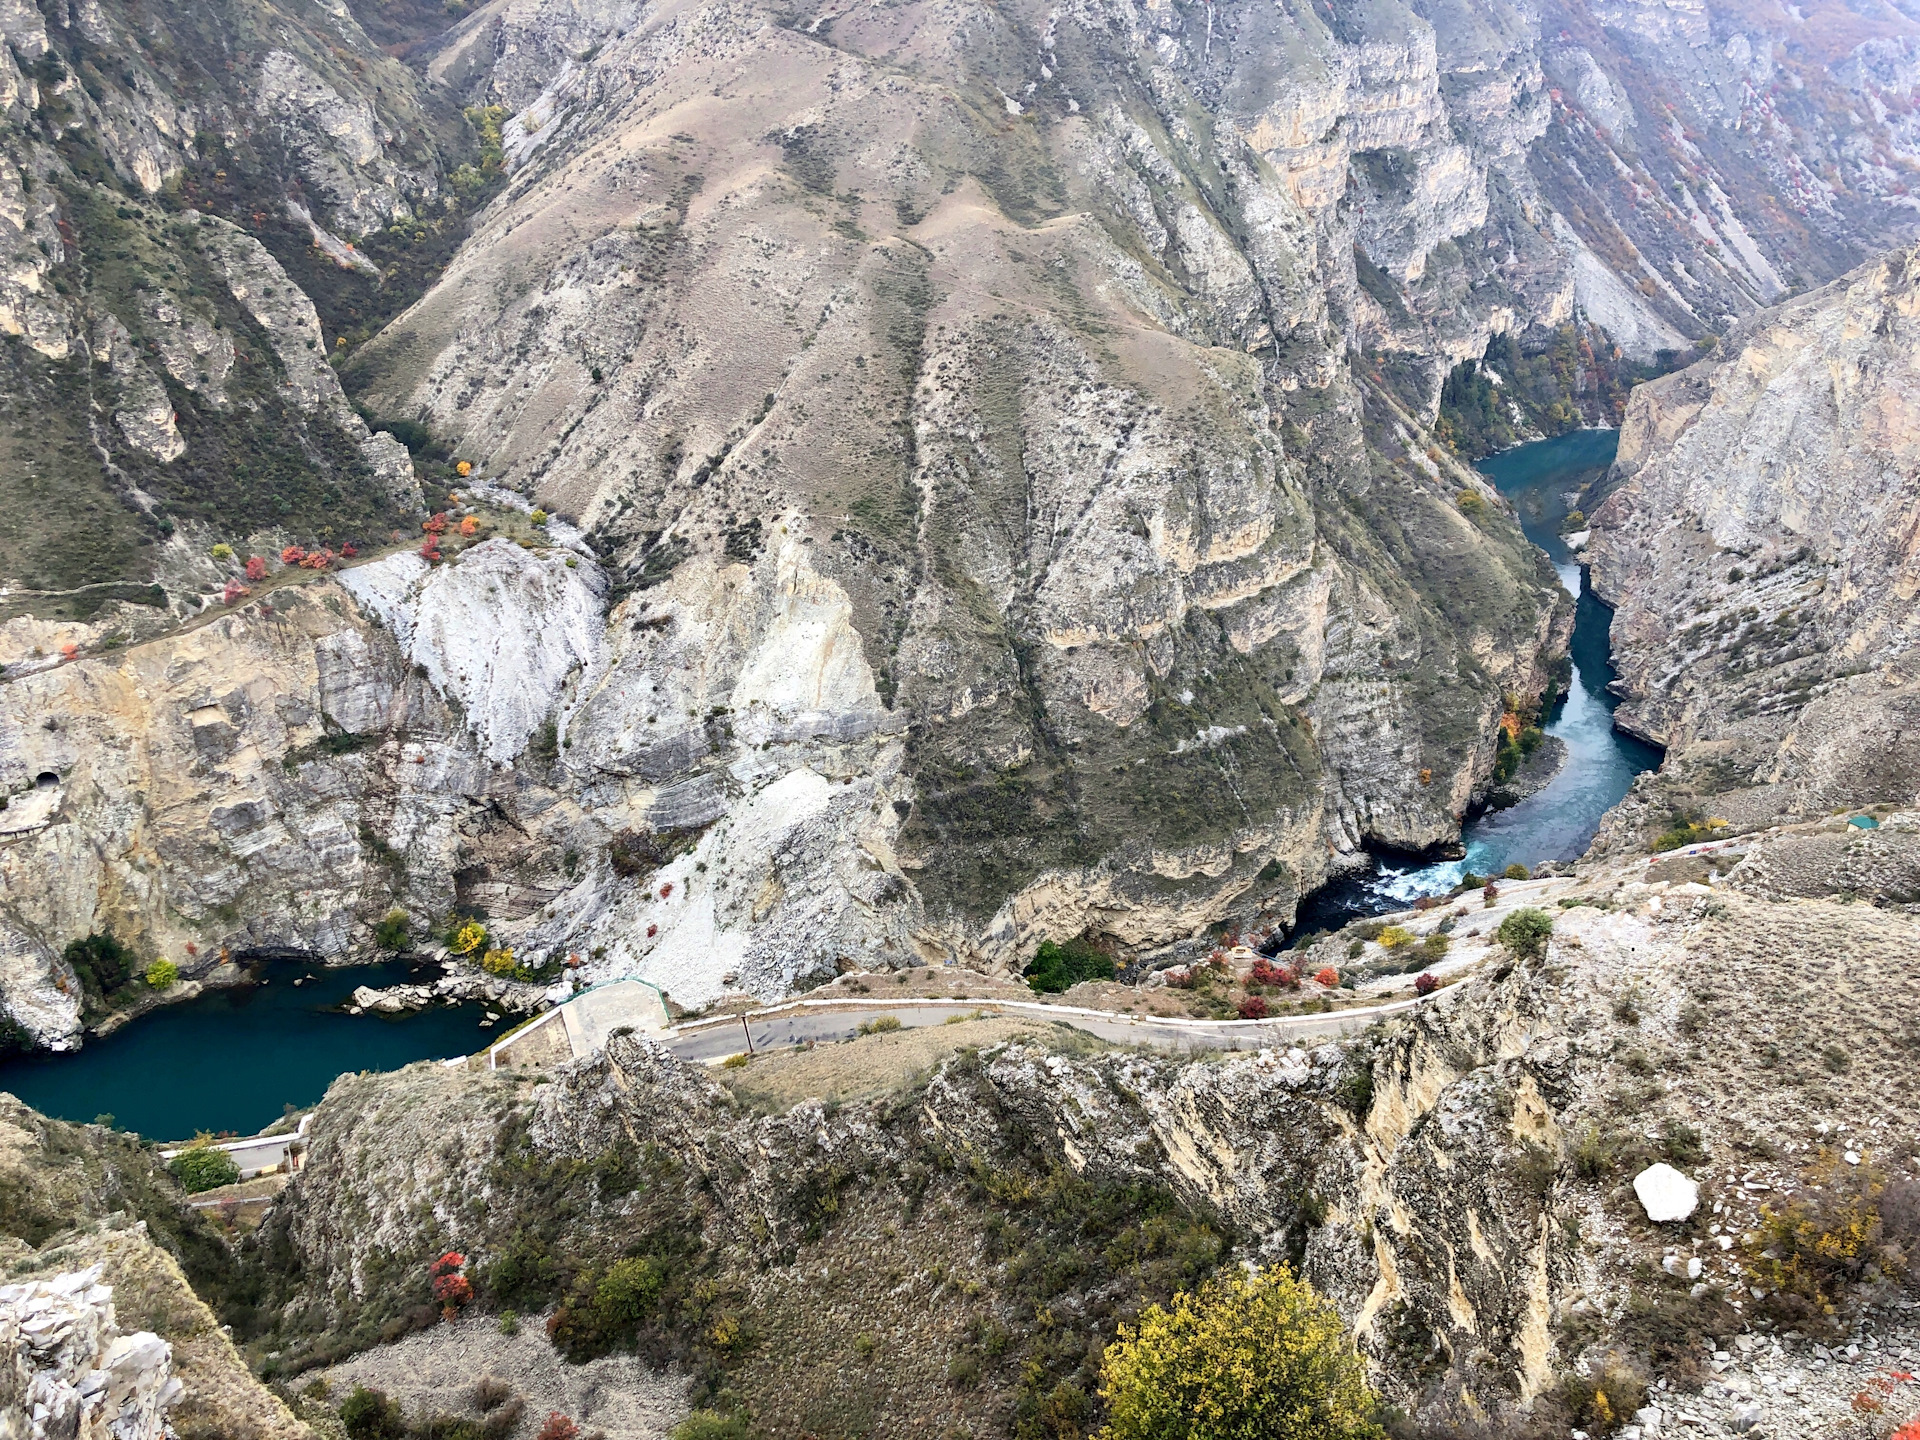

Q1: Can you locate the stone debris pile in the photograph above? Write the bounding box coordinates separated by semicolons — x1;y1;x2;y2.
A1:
0;1265;181;1439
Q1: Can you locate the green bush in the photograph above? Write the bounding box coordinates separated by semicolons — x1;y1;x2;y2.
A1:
374;909;411;951
1024;937;1116;994
340;1384;406;1440
168;1143;240;1194
62;931;132;996
1494;908;1555;963
593;1256;665;1331
144;958;179;989
856;1015;903;1035
1503;863;1531;880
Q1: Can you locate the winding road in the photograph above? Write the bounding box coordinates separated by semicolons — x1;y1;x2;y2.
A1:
655;993;1429;1064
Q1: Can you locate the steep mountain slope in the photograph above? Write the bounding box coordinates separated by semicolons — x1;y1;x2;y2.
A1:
1586;243;1920;852
1;0;1583;1040
0;0;477;625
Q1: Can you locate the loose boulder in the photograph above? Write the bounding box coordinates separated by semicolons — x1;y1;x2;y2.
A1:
1632;1162;1700;1222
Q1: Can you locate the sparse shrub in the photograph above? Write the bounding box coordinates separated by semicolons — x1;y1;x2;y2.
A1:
1612;986;1642;1025
168;1139;240;1194
1414;972;1438;996
1503;863;1531;880
1096;1266;1381;1440
144;958;178;989
721;1051;751;1069
1024;937;1116;993
948;1353;981;1389
472;1376;515;1412
374;910;410;951
497;1311;520;1337
857;1015;903;1035
341;1385;406;1440
1661;1121;1705;1169
671;1412;753;1440
430;1252;473;1319
1749;1155;1911;1327
1494;908;1554;962
1376;925;1414;950
1456;489;1487;516
1418;932;1449;964
1515;1139;1557;1201
1555;1363;1648;1437
1571;1125;1620;1181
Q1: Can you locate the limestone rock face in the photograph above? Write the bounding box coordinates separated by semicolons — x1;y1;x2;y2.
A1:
1588;246;1920;847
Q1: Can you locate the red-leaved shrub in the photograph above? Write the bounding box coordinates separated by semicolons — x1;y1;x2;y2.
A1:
281;545;305;564
244;556;267;581
1236;995;1269;1020
1414;972;1438;996
536;1415;581;1440
1249;958;1294;988
1313;966;1339;988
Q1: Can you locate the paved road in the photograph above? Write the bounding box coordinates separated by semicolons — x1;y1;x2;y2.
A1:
660;995;1423;1063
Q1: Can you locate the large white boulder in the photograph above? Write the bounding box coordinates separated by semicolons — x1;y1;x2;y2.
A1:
1632;1163;1700;1222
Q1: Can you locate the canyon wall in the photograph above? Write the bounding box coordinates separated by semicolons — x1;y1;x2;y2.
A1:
1587;244;1920;850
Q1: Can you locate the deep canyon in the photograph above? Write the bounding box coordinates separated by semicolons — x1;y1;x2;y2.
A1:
4;0;1920;1433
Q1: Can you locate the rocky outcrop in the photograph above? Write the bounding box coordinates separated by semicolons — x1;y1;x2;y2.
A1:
0;1096;313;1439
1587;245;1920;848
0;1265;180;1440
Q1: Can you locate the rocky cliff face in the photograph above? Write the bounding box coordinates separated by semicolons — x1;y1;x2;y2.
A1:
1587;244;1920;850
246;836;1920;1433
